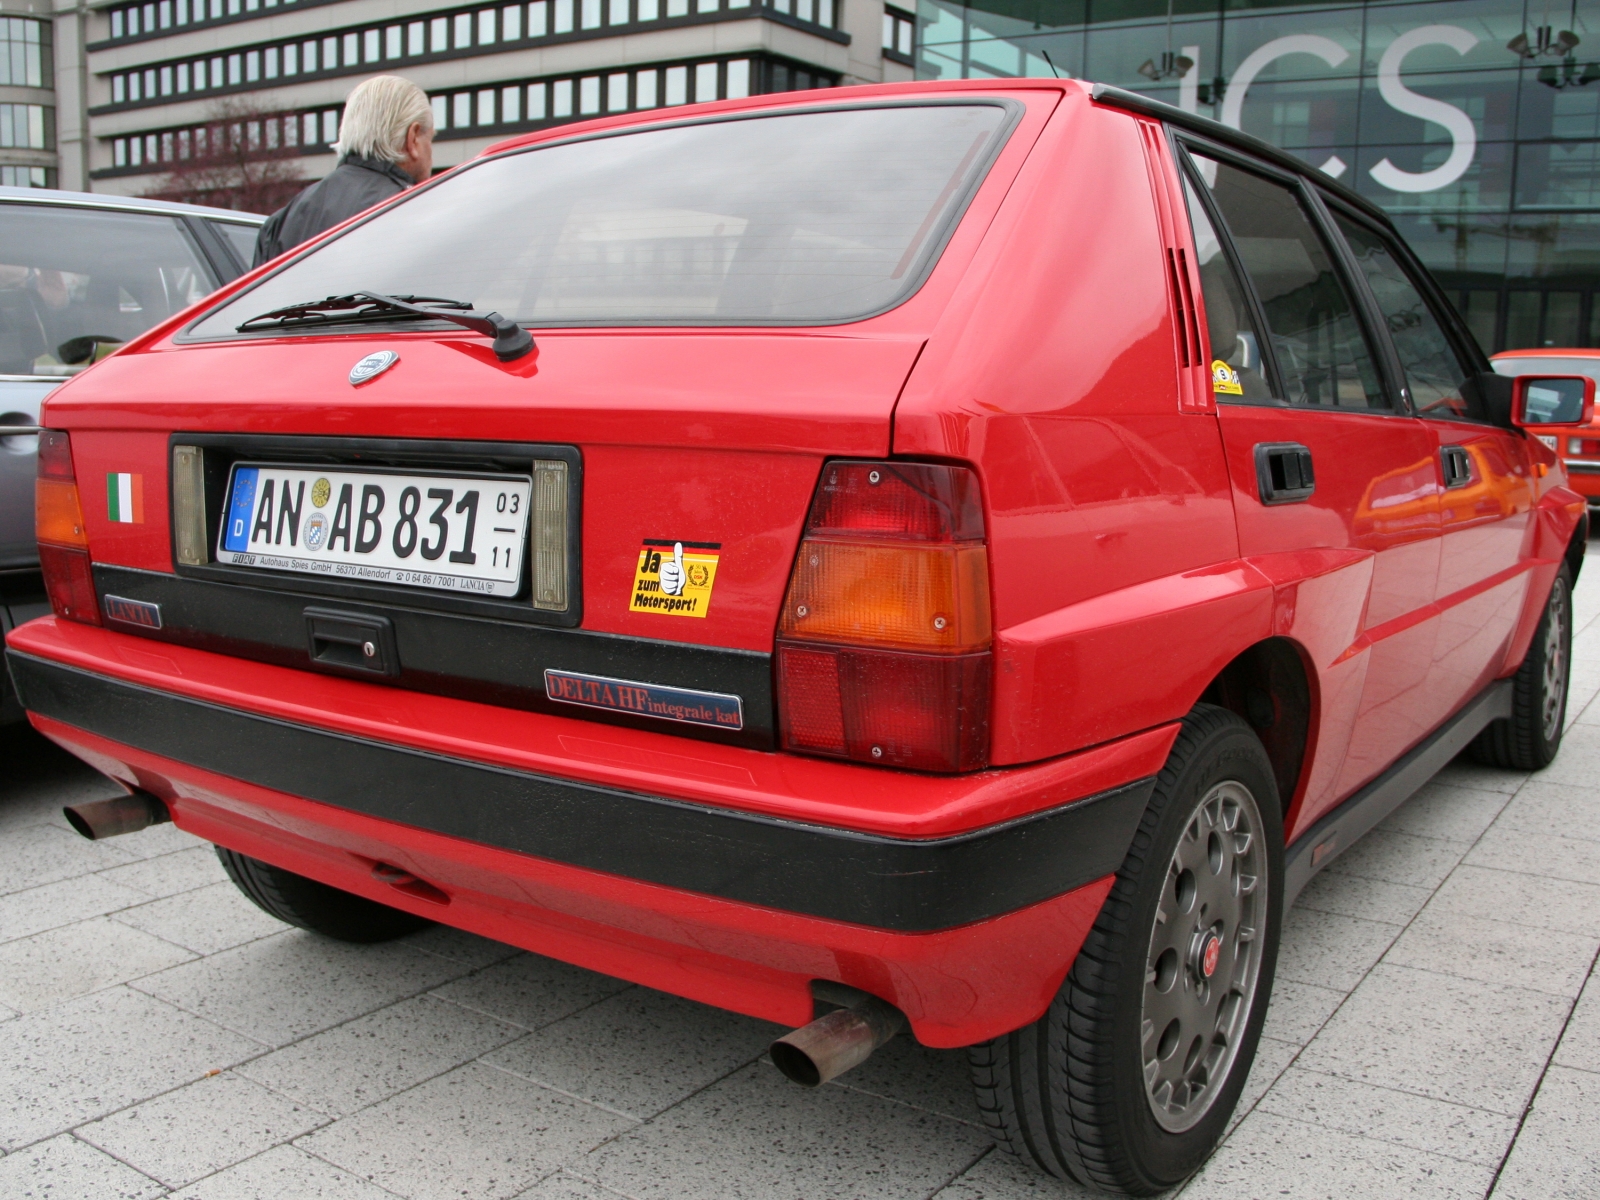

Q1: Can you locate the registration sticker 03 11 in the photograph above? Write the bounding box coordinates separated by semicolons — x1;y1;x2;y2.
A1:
629;539;720;618
218;464;531;597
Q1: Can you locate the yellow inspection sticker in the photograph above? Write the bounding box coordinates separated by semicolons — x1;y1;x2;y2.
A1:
629;539;721;618
1211;359;1244;395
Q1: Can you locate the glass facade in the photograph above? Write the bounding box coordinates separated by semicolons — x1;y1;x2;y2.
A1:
917;0;1600;350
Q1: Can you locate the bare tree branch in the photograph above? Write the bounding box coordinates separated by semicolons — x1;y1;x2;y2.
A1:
144;97;310;215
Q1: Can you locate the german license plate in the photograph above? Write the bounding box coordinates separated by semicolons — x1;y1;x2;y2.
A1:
218;464;530;597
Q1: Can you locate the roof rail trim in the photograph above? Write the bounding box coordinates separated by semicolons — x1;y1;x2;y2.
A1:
1088;83;1392;228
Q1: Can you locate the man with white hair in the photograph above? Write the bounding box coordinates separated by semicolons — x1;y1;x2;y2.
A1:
252;75;435;266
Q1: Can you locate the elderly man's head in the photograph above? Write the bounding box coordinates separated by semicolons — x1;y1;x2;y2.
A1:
333;76;435;183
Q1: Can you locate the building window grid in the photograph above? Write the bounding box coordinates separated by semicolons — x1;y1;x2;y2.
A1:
104;53;834;173
0;16;50;89
102;0;838;105
0;102;52;150
882;6;914;62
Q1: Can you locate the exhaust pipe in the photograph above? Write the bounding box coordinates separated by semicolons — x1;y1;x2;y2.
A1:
770;992;905;1087
63;790;170;840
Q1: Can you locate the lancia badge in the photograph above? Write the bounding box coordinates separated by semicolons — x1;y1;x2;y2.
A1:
349;350;399;386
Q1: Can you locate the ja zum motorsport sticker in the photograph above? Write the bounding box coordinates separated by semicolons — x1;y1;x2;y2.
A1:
629;539;720;618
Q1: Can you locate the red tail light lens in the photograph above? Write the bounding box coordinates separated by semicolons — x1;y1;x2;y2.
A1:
36;430;101;626
776;461;991;773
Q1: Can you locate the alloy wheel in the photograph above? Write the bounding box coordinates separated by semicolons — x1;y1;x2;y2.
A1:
1140;779;1266;1133
1541;579;1569;743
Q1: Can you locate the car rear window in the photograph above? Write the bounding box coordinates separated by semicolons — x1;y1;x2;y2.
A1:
189;102;1014;335
0;203;217;377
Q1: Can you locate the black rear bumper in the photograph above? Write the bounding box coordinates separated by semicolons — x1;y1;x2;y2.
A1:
6;648;1152;932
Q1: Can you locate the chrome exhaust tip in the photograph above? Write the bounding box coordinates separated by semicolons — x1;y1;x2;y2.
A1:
63;790;171;840
770;992;905;1087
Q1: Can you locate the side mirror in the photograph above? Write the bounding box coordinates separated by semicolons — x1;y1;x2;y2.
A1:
1513;375;1595;430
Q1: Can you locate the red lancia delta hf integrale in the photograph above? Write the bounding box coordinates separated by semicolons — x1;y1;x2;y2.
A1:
7;80;1593;1194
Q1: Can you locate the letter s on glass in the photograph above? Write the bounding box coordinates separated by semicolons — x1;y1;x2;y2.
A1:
1369;25;1478;194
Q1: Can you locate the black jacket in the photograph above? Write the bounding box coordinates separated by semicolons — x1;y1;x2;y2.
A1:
252;154;416;266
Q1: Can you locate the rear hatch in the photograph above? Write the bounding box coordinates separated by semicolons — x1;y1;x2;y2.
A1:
40;93;1040;750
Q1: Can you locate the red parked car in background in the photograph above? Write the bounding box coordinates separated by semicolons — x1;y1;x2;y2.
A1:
1493;347;1600;514
5;80;1592;1194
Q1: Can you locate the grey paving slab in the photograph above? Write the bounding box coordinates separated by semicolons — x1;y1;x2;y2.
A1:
0;985;262;1149
0;873;150;944
1511;729;1600;788
0;916;195;1012
1292;868;1433;926
1427;760;1530;795
826;1031;980;1127
76;1069;329;1188
580;1061;991;1200
932;1149;1101;1199
1374;780;1512;845
133;930;474;1047
0;1133;167;1200
400;925;526;971
428;952;632;1032
1321;825;1468;891
1255;1066;1519;1167
298;1060;635;1200
167;1144;401;1200
1425;863;1600;936
97;820;207;863
235;993;526;1117
1275;906;1401;992
0;724;124;836
1489;1066;1600;1199
1226;1035;1300;1136
1295;964;1571;1115
1490;779;1600;843
111;881;290;956
1178;1110;1495;1199
511;1172;633;1200
1260;979;1348;1047
0;822;139;896
1383;906;1598;998
1552;965;1600;1073
484;987;775;1119
98;845;230;899
1463;823;1600;886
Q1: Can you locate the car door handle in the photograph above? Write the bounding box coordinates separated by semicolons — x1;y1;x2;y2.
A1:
1440;445;1472;489
1254;442;1315;505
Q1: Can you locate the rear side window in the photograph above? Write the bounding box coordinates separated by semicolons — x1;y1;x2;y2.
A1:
1189;153;1388;411
1334;215;1482;422
1180;175;1271;402
190;103;1014;336
0;204;216;377
209;220;262;275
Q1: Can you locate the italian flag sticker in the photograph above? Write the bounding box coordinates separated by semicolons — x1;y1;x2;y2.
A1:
107;472;144;524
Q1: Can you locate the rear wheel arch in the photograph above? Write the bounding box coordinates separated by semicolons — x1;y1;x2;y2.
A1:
1195;637;1314;826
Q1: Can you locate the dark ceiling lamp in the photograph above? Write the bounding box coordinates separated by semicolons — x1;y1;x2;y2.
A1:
1138;0;1194;81
1512;0;1597;88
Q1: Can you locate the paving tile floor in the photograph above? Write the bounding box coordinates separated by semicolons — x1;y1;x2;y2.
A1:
2;567;1599;1199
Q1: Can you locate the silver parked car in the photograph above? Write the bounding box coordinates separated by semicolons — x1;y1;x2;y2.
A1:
1;187;263;720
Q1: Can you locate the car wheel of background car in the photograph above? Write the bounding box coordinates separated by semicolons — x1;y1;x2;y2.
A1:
216;846;433;942
969;704;1284;1195
1471;564;1573;771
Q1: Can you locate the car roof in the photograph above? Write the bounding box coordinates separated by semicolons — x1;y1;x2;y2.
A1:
1492;348;1600;357
0;185;265;224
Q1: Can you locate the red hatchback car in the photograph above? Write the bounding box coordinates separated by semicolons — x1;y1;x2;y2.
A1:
1493;347;1600;513
6;80;1594;1194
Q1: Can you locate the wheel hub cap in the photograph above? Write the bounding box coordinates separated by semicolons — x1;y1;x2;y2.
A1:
1140;779;1267;1133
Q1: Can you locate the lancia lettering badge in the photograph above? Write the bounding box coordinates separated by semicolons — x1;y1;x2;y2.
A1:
349;350;399;386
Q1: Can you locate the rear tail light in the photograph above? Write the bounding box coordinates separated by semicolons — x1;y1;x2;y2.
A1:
36;430;100;626
776;461;991;772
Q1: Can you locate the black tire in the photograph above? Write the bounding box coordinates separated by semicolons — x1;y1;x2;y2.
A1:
970;705;1284;1195
216;846;432;943
1470;565;1573;771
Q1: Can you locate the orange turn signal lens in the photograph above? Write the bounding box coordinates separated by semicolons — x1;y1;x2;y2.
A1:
36;478;88;548
779;541;992;653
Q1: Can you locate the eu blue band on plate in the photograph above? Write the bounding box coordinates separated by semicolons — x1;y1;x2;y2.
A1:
543;669;744;731
223;466;259;552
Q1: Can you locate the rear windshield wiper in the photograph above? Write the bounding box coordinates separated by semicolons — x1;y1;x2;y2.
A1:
237;291;534;361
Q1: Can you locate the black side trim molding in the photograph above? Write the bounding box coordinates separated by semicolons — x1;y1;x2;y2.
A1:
6;650;1153;932
1284;680;1513;906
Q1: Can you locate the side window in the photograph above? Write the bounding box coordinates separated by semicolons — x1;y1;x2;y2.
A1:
1180;175;1273;402
1334;214;1481;422
1189;152;1389;411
